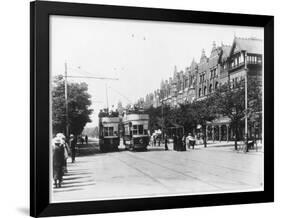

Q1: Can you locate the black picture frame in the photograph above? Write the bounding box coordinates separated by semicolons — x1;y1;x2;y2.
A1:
30;1;274;217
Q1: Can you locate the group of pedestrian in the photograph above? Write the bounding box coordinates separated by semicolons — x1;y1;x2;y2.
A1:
79;135;88;145
52;133;77;188
173;133;196;151
151;134;161;147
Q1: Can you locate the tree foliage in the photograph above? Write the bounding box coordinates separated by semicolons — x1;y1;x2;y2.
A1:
144;77;262;150
52;75;93;136
212;78;262;149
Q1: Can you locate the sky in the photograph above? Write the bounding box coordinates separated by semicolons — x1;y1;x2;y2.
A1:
50;15;263;128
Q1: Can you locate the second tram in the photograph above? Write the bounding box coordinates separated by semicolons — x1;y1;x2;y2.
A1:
122;113;150;151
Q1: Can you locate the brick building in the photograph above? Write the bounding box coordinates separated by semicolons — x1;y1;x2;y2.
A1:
139;36;262;141
141;37;262;107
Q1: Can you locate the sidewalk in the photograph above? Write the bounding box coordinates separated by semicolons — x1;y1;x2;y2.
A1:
193;140;264;154
154;140;263;154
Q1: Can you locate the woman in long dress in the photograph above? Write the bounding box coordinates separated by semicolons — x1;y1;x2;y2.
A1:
52;137;65;188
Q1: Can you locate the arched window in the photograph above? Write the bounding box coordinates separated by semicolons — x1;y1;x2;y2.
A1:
215;81;219;90
199;88;201;97
204;86;207;95
209;84;213;93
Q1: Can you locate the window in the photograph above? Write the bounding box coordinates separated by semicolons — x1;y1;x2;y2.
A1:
235;58;238;66
132;125;144;135
139;125;144;135
241;53;244;63
209;84;212;93
104;127;114;136
204;86;207;95
215;81;219;90
199;88;201;97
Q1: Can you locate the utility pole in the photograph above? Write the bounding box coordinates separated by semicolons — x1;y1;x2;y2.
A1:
245;52;248;152
161;101;164;138
64;62;69;138
105;83;109;111
63;64;119;138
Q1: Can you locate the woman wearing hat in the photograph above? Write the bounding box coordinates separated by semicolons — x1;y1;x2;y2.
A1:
56;133;70;173
52;137;65;188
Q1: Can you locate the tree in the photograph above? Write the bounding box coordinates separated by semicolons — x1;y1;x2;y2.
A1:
177;103;198;134
212;81;245;150
82;126;99;138
52;75;93;136
190;97;216;147
212;78;262;150
247;78;262;139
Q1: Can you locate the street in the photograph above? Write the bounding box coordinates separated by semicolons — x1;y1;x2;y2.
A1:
52;143;264;202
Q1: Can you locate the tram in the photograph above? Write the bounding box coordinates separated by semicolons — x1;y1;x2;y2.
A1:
122;111;150;151
98;110;120;152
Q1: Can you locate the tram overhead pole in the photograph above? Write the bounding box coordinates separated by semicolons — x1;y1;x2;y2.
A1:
63;62;119;138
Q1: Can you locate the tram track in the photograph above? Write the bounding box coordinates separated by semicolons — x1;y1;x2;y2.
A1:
109;153;175;192
111;151;224;191
125;150;261;188
139;148;262;176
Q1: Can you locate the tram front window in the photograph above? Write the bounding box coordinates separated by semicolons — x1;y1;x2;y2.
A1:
139;125;144;134
104;127;114;136
132;125;144;135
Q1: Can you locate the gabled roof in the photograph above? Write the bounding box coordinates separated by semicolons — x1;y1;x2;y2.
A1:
231;37;263;55
208;46;220;68
189;58;198;71
219;45;231;63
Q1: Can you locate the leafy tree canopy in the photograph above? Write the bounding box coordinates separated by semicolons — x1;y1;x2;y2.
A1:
52;75;93;136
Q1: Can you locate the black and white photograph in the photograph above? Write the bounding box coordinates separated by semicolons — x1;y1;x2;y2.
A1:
0;0;278;217
50;15;264;203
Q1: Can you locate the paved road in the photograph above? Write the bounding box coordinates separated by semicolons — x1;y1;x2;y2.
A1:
52;145;263;202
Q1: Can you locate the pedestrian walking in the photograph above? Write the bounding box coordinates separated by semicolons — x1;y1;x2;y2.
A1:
52;137;65;188
187;133;196;149
178;134;183;151
85;135;88;145
164;134;168;150
80;136;84;145
70;134;77;163
182;134;186;151
57;133;70;173
185;134;189;149
173;134;177;151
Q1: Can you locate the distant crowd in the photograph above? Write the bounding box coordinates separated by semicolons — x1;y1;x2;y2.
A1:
151;133;197;151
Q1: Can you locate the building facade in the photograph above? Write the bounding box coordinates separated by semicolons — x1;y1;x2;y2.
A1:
139;37;262;141
141;37;262;109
